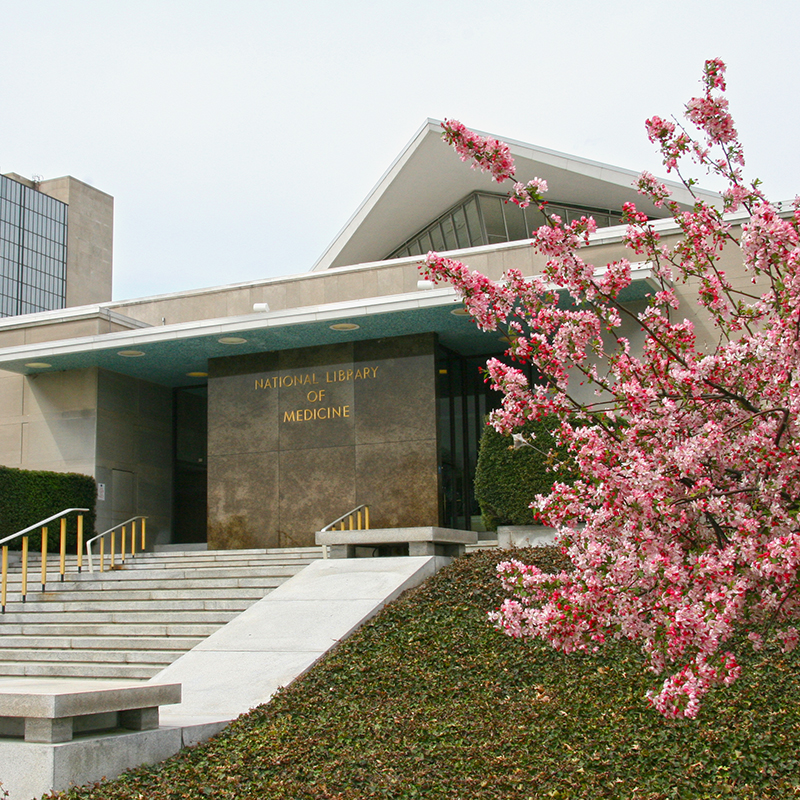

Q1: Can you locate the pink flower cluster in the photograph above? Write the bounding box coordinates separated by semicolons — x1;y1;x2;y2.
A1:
510;178;549;209
427;60;800;719
441;119;515;183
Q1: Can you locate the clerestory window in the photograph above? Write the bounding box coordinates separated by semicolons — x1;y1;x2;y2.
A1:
386;191;623;260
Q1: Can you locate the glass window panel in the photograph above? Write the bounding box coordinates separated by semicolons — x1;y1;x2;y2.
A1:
407;239;422;257
441;216;457;250
479;195;507;243
429;223;445;251
504;201;528;241
452;206;470;248
566;208;584;225
463;198;484;246
523;204;547;234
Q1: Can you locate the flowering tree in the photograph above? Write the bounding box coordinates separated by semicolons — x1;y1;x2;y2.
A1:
422;60;800;718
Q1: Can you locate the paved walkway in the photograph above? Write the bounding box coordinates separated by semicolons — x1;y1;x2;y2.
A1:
152;556;449;730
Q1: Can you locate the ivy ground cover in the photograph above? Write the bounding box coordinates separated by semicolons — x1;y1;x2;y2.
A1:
48;549;800;799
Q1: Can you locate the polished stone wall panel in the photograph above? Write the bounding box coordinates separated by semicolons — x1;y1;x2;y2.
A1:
354;336;436;446
208;452;280;549
355;439;438;528
95;371;173;546
208;373;280;456
277;446;356;547
207;334;439;548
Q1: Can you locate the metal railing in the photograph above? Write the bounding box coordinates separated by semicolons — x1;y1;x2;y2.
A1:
85;517;147;573
319;504;370;559
0;508;89;613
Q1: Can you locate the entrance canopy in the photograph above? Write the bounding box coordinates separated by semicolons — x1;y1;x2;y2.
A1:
0;265;658;387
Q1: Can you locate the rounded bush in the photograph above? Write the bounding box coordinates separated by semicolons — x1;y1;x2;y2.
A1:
474;416;576;530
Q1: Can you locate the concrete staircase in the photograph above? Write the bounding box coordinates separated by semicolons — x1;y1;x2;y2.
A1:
0;547;324;680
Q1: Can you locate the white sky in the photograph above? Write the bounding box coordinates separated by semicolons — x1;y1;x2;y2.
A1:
2;1;798;301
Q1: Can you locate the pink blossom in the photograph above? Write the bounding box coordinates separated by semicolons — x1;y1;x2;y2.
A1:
425;61;800;718
441;119;516;182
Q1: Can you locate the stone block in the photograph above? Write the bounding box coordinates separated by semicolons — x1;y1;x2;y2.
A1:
25;716;73;743
497;525;557;549
119;706;159;731
317;526;477;558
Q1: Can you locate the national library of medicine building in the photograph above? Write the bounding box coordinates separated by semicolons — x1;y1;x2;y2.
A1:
0;122;731;549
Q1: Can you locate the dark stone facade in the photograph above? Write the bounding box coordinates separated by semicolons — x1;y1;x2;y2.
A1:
206;334;439;548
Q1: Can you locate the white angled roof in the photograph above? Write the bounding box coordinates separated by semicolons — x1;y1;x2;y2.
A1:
312;119;718;272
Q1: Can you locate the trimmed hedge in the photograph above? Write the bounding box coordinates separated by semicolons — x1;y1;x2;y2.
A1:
0;466;96;550
474;416;576;530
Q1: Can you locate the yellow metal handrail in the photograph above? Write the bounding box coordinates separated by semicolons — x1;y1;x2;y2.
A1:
0;508;88;613
320;504;370;533
85;517;148;573
319;504;370;559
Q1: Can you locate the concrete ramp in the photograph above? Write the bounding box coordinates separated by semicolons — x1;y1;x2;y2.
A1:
153;556;448;731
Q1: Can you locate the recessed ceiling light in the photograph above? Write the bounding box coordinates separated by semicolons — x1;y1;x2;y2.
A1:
118;350;145;357
218;336;247;345
25;362;51;369
186;371;208;378
329;323;360;331
450;307;470;316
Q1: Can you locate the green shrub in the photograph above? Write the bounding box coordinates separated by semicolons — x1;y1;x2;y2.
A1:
474;416;576;530
0;466;96;550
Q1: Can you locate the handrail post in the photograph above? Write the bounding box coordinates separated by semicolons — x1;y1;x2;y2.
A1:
41;527;47;592
21;536;28;603
77;515;84;574
141;518;146;551
1;546;7;614
100;537;105;573
59;518;67;582
365;505;370;530
110;531;116;569
131;520;137;558
121;526;127;565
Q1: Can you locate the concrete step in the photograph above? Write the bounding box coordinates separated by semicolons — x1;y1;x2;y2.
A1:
0;575;291;592
0;545;320;682
1;599;254;613
5;548;323;568
0;610;241;624
0;623;223;637
112;557;319;570
0;662;161;679
0;648;179;665
6;586;276;603
0;635;203;651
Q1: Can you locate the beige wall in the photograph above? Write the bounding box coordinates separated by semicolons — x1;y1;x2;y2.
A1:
37;177;114;308
101;224;750;339
0;366;173;543
0;367;98;476
95;371;173;546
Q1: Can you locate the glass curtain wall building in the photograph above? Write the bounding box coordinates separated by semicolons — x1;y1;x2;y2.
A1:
0;174;68;317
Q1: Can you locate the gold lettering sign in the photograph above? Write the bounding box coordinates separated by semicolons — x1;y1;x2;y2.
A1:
254;365;379;391
254;365;377;424
283;406;350;423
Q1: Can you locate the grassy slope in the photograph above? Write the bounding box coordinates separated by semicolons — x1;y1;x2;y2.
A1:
49;548;800;800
